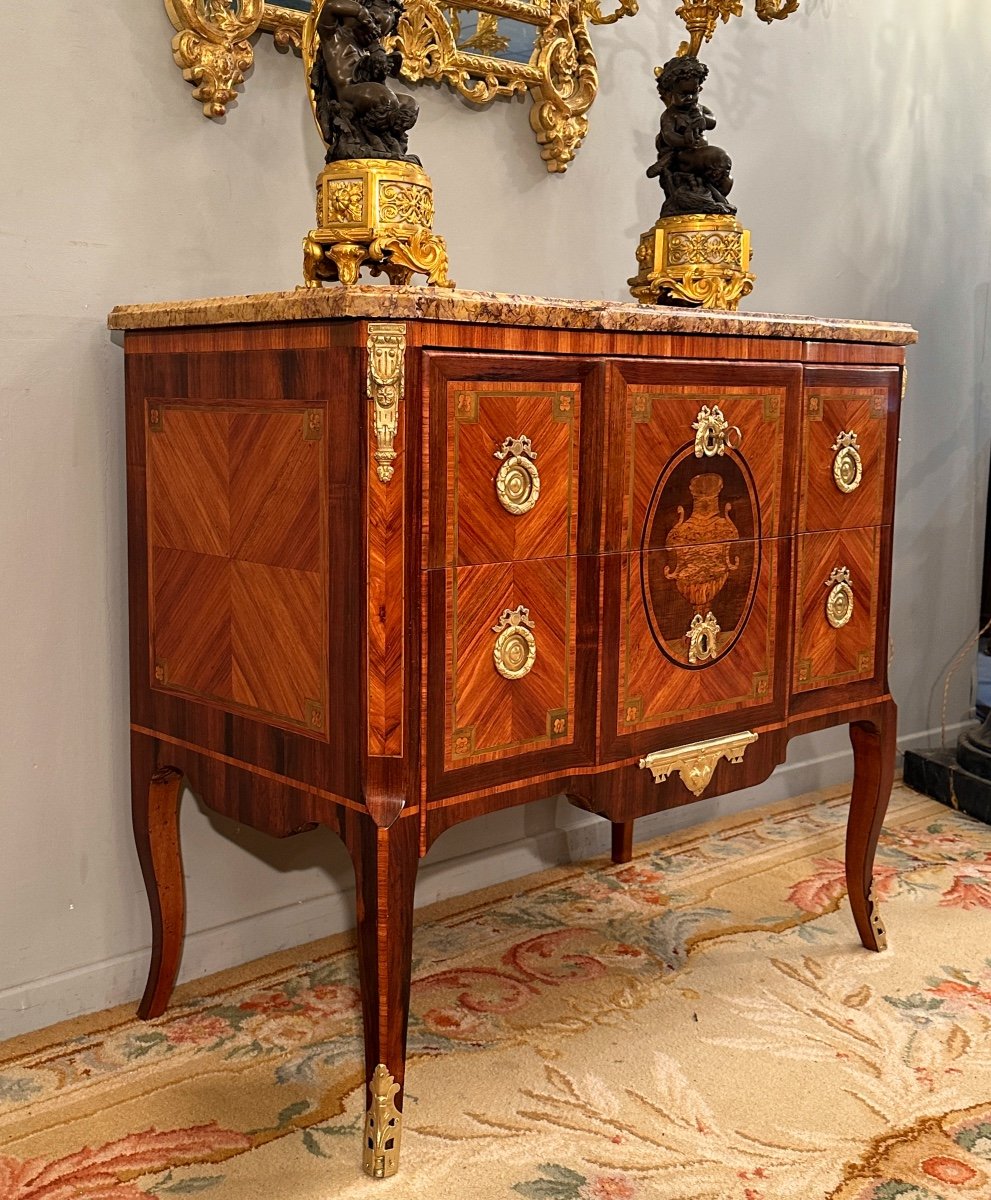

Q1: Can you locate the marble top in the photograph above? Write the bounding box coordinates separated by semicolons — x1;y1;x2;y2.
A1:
108;286;918;345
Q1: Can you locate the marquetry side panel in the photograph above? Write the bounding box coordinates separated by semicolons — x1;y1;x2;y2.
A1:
794;526;881;693
800;385;891;532
147;401;329;737
446;381;579;566
618;538;781;734
614;370;796;554
442;558;576;770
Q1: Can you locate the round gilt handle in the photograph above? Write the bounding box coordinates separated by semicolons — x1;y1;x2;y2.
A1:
492;606;537;679
831;430;863;493
824;566;854;629
494;435;540;515
692;404;742;458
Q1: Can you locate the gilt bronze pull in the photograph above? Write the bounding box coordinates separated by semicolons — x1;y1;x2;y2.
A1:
824;566;854;629
693;405;742;458
831;430;863;493
492;606;537;679
494;435;541;515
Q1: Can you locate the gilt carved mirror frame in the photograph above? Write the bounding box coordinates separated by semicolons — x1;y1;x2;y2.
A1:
164;0;638;172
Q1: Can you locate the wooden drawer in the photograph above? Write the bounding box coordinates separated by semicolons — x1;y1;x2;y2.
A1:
793;526;883;693
799;370;900;532
428;361;587;567
433;557;579;773
609;361;800;553
612;535;785;740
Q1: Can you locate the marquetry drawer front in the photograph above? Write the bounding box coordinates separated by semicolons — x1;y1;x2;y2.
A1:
441;558;576;770
800;384;893;532
146;400;330;737
445;380;579;566
616;371;795;554
617;537;781;735
794;527;881;693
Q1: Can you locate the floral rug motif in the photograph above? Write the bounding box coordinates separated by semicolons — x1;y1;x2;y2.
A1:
1;783;990;1199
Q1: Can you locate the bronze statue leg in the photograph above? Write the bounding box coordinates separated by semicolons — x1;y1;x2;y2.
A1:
846;700;896;951
611;820;635;865
131;732;186;1019
344;809;419;1178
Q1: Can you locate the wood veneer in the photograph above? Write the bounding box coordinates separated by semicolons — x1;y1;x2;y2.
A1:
116;297;912;1180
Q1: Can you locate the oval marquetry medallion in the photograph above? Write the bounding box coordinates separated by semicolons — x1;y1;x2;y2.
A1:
640;447;761;668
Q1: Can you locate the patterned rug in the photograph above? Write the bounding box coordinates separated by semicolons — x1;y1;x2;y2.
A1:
2;783;991;1200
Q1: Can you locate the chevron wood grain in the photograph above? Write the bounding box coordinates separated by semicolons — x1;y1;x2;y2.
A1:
794;525;881;693
446;380;579;566
799;379;897;533
443;557;575;770
147;402;328;734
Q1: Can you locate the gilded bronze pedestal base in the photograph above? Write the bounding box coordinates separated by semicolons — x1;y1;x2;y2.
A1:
303;160;453;289
628;213;754;311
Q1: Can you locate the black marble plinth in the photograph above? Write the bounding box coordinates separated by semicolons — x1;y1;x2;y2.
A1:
904;722;991;825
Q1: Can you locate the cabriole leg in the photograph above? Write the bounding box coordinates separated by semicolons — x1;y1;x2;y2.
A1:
344;810;419;1178
131;731;186;1018
846;700;897;951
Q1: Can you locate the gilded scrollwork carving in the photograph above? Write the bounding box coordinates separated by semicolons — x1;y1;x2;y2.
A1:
165;0;636;170
674;0;798;57
164;0;266;116
261;3;308;49
584;0;640;25
755;0;800;23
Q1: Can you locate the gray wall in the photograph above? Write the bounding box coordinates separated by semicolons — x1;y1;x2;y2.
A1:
1;1;988;1038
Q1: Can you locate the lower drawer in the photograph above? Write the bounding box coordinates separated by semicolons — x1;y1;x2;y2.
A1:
429;557;581;775
793;526;884;693
612;536;785;742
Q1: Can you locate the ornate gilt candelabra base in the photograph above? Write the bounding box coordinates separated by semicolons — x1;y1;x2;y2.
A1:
628;213;754;310
303;159;454;289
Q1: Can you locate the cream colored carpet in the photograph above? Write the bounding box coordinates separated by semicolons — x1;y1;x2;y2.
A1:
2;782;991;1199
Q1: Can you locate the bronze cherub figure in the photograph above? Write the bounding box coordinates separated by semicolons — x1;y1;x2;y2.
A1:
310;0;419;164
300;0;453;287
647;55;736;218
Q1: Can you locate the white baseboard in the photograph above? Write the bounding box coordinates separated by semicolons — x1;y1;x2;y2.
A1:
0;719;974;1041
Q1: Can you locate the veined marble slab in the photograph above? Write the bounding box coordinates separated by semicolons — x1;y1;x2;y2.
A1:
108;285;918;344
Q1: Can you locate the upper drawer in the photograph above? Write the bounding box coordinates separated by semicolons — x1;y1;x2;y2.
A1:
799;368;901;532
607;361;801;554
426;355;596;568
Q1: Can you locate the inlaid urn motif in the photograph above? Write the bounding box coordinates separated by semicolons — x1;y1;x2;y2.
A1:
663;473;740;607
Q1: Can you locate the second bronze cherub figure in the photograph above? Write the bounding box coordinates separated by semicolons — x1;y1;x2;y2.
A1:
648;55;735;218
628;52;753;310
